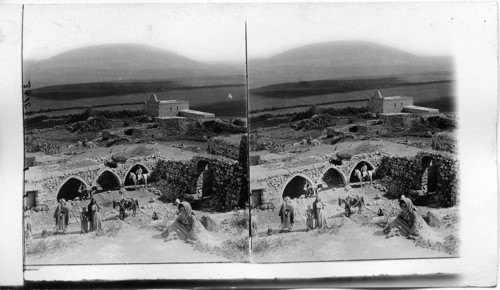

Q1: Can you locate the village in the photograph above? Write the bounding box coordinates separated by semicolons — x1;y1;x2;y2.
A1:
249;90;459;262
23;94;250;264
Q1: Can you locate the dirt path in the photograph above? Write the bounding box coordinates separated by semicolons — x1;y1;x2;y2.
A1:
26;224;231;265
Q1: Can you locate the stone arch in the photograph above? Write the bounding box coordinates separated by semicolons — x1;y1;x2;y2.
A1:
195;160;213;198
420;155;438;192
56;176;90;201
280;174;315;200
92;169;122;192
123;163;150;186
348;160;377;183
318;166;347;189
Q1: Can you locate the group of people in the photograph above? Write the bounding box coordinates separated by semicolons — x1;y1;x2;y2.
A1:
278;191;328;233
53;197;102;234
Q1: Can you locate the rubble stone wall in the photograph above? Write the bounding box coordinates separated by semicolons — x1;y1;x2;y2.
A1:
156;117;188;135
432;132;457;153
193;156;244;211
380;113;412;132
377;151;459;207
207;138;241;160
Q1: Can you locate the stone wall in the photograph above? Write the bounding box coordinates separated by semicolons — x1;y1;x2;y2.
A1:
150;155;244;212
380;113;412;132
156;117;188;135
357;124;388;136
251;151;386;208
26;154;160;208
193;156;244;211
207;135;243;160
376;151;459;207
432;132;457;153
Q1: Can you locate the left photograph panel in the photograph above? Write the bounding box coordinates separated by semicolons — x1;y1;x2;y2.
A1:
22;4;250;265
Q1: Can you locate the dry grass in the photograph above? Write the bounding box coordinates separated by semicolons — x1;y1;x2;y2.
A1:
414;234;460;256
25;237;81;257
92;221;123;238
192;236;249;261
251;235;301;254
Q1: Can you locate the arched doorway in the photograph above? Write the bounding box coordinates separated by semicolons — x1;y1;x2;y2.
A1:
57;177;89;201
282;175;313;200
321;168;345;189
94;170;121;192
196;161;213;198
349;161;375;183
124;164;149;186
421;156;438;192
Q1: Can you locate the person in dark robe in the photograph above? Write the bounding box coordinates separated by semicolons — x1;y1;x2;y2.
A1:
80;207;89;234
278;197;294;232
54;199;69;234
88;197;102;232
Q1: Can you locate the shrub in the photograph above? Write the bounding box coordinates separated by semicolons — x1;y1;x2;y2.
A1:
202;120;246;134
230;211;249;230
67;116;111;133
426;115;457;131
231;118;245;127
111;154;128;163
290;105;317;122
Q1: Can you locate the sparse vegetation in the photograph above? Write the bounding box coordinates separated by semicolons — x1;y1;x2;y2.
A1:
26;237;81;257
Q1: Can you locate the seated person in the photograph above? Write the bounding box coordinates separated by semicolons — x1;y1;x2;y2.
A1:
354;163;373;184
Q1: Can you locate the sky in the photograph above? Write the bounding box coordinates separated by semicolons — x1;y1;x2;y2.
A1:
24;3;459;62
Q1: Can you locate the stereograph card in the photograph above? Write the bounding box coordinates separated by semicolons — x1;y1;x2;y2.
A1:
0;1;497;287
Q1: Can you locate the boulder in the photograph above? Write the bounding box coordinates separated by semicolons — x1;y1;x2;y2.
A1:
425;211;443;227
200;215;221;232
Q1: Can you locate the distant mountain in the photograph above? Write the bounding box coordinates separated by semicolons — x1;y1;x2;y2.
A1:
248;40;453;88
24;44;243;88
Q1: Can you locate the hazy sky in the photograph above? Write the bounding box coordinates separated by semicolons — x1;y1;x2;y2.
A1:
24;3;459;62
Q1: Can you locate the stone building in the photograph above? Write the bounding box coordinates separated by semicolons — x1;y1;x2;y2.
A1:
371;90;439;115
145;94;215;121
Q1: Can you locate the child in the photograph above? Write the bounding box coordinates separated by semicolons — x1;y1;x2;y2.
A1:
80;207;89;234
306;205;315;231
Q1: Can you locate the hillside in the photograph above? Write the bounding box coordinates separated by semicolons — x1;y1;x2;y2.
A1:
248;40;453;87
24;44;243;88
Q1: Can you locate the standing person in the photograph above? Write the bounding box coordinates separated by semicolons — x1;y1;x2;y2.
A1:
305;205;315;231
278;197;294;232
313;196;327;229
80;207;89;234
250;211;258;237
24;212;33;241
54;199;69;234
87;197;102;232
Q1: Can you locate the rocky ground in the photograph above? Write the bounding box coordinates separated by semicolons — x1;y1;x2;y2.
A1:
25;186;250;264
251;184;459;262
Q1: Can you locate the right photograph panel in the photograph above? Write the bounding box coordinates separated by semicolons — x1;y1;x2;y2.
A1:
248;3;458;263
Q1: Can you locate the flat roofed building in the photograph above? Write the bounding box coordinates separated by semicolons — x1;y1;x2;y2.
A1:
371;90;414;114
145;94;190;117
